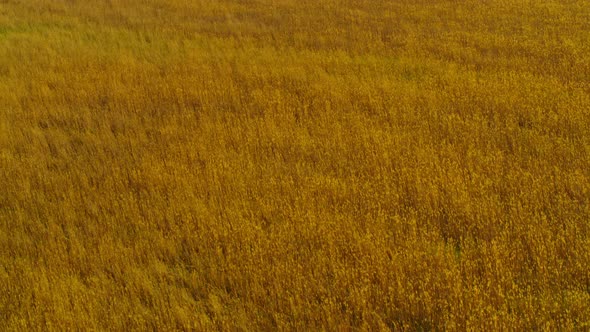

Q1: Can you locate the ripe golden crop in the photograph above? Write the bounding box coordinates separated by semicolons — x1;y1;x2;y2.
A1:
1;0;589;330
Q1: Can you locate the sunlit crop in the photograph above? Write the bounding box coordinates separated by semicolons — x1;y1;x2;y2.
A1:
1;0;589;330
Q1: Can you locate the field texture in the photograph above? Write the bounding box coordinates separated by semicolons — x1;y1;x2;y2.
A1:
1;0;590;330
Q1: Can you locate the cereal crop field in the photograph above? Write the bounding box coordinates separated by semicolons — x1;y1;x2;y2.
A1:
1;0;589;330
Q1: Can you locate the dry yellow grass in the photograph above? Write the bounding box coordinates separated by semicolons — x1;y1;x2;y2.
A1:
1;0;589;330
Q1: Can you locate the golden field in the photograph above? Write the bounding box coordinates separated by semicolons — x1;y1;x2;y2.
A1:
1;0;589;330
